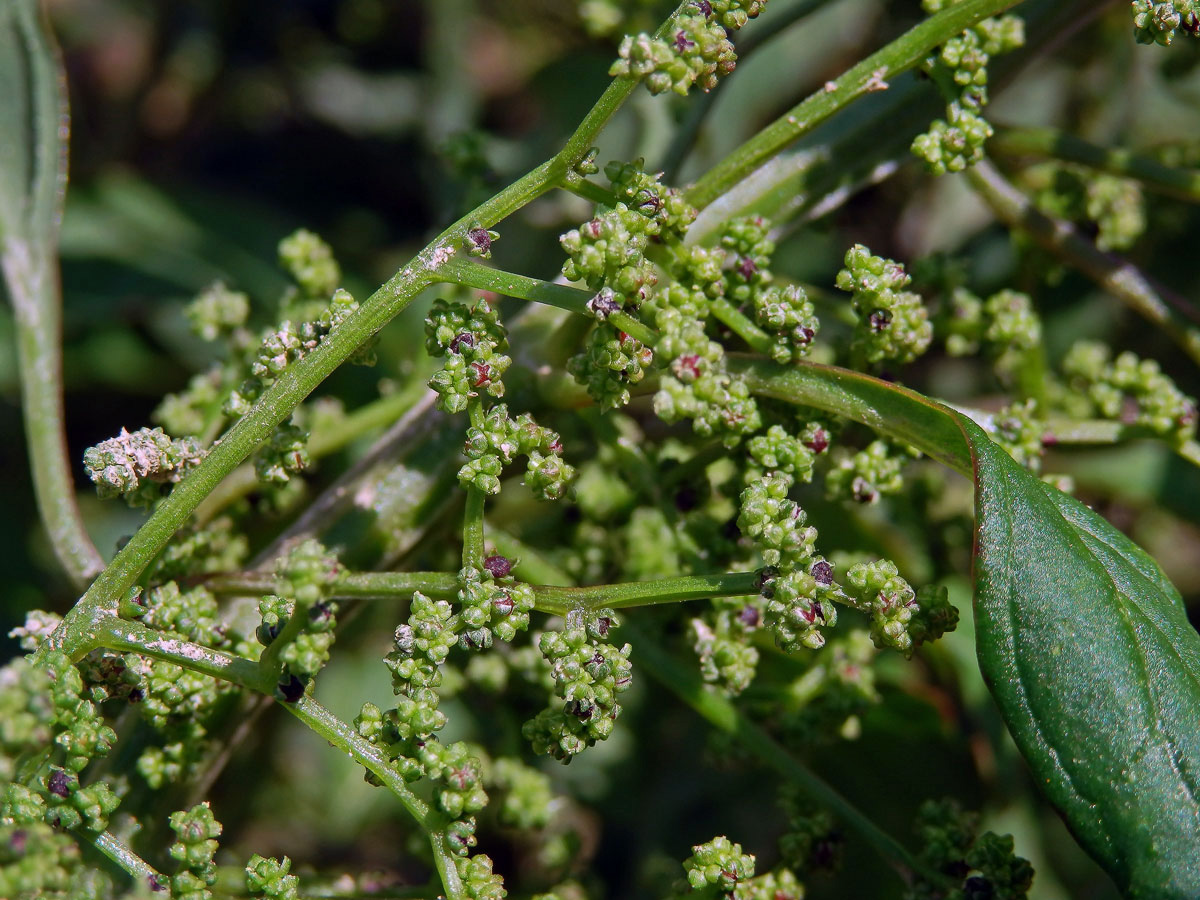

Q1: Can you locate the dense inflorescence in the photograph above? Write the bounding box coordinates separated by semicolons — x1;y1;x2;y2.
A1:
1131;0;1200;45
13;4;1197;899
912;3;1025;173
1060;341;1197;444
83;427;205;507
836;244;932;366
904;800;1034;900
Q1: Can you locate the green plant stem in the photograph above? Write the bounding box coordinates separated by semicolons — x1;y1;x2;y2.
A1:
560;172;617;206
709;296;774;354
95;616;274;693
661;0;832;179
208;568;759;615
965;159;1200;366
81;828;164;892
205;570;462;600
624;620;938;887
990;125;1200;203
193;362;437;525
532;570;761;615
1042;419;1200;468
462;487;487;571
281;696;466;900
685;0;1024;208
439;257;658;346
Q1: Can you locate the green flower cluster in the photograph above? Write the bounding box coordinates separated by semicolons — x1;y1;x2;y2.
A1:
455;853;506;900
825;439;913;505
524;616;632;761
739;474;839;651
904;800;1033;900
426;297;513;414
654;351;763;447
1061;340;1197;443
911;102;994;175
690;603;760;696
247;288;361;388
254;417;310;483
609;9;739;96
0;809;97;900
228;286;369;417
154;367;226;438
146;515;249;582
168;802;223;900
732;868;805;900
159;231;366;452
772;630;880;745
912;4;1023;173
778;790;842;875
754;284;820;364
425;740;489;820
455;564;536;649
744;424;818;486
943;287;1042;384
1032;166;1146;253
491;757;556;830
568;323;655;409
992;400;1045;473
922;3;1024;108
836;244;932;366
604;157;698;234
684;835;756;893
843;561;958;656
719;216;821;364
83;426;205;507
256;540;341;699
126;582;242;788
13;651;122;832
561;204;659;304
245;854;299;900
459;403;575;500
186;281;250;342
39;652;118;778
1132;0;1200;45
279;228;341;306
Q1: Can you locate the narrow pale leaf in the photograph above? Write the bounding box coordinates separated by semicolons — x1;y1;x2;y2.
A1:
0;0;65;250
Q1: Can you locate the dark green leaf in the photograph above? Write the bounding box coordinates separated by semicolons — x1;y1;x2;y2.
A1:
961;415;1200;899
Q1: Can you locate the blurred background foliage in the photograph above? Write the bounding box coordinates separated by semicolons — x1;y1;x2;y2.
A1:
3;0;1200;897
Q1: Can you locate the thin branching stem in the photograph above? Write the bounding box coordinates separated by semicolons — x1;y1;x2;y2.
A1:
990;125;1200;204
965;159;1200;366
686;0;1025;208
439;257;658;345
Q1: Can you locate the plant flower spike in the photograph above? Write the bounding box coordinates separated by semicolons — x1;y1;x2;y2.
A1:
3;0;1200;899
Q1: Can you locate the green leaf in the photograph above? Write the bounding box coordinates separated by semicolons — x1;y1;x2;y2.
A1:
962;416;1200;900
737;358;1200;896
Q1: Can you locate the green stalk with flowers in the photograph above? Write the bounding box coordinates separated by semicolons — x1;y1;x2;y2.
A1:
4;1;1200;899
